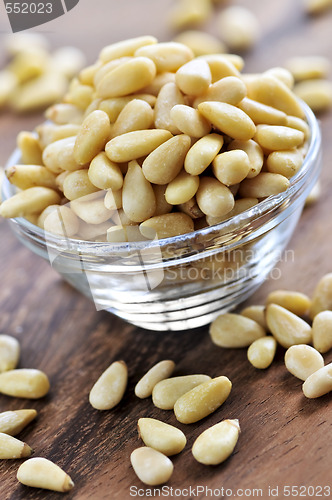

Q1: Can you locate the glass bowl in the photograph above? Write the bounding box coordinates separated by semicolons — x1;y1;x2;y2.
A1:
2;102;321;331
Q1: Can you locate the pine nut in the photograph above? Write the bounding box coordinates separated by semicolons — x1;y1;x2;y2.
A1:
74;110;111;165
104;188;122;211
217;6;260;51
88;152;123;191
206;197;258;226
0;369;50;399
0;335;20;373
37;124;81;149
5;164;57;190
0;187;61;218
198;101;256;141
170;105;211;138
152;374;211;410
176;59;211;96
179;198;204;219
194;76;247;108
174;376;232;424
285;344;324;381
123;160;156;222
238;98;288;126
196;177;234;217
42;136;81;174
266;290;311;316
210;313;265;348
248;337;277;369
135;360;175;399
185;133;224;176
154;82;185;134
266;304;312;348
17;457;74;492
138;418;186;456
302;362;332;398
100;94;156;123
17;132;43;165
241;305;267;330
310;273;332;319
294;79;332;113
105;130;172;163
312;311;332;353
254;125;304;151
174;31;227;57
192;419;240;465
239;172;290;198
42;205;80;236
169;0;212;30
212;150;251;186
165;170;199;205
199;54;240;82
45;103;84;125
264;67;295;89
99;36;158;63
140;213;194;240
89;361;128;410
266;149;304;178
0;409;37;436
63;170;99;201
141;72;176;96
135;42;194;72
0;432;32;459
228;139;264;178
111;99;154;138
153;185;173;216
286;116;310;140
130;447;173;486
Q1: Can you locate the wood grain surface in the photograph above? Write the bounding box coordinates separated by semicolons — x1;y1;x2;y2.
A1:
0;1;332;499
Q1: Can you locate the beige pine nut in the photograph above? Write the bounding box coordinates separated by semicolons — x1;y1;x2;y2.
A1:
94;58;139;88
198;101;256;141
135;42;194;72
140;72;176;96
194;76;247;108
88;152;123;191
0;335;20;373
305;0;332;15
135;360;175;399
17;132;43;165
99;94;156;123
255;125;304;151
0;70;17;107
305;181;321;207
247;337;277;369
42;137;81;174
5;165;57;190
17;457;74;492
312;311;332;353
285;56;330;81
241;305;267;330
45;103;84;126
142;135;191;184
138;418;186;456
63;170;99;201
170;105;211;138
175;59;211;96
266;304;312;348
184;133;224;176
210;313;265;348
73;110;111;165
174;31;227;57
153;185;173;216
89;360;127;410
264;67;295;89
302;362;332;398
286;116;310;140
206;197;258;226
111;99;154;138
0;187;61;218
104;188;122;211
122;160;156;222
11;72;68;113
179;198;204;219
294;79;332;113
169;0;212;30
266;149;304;178
228;139;264;179
174;376;232;424
96;57;156;99
212;150;250;186
196;177;234;218
165;170;199;205
154;82;185;134
64;82;94;110
152;374;211;410
99;36;157;63
239;172;290;198
77;220;113;241
266;290;311;316
0;432;32;459
247;75;304;118
55;172;70;192
38;205;62;229
140;213;194;240
310;274;332;319
218;6;260;51
0;409;37;436
285;345;324;381
130;447;173;486
199;55;240;82
0;369;50;398
42;205;80;236
238;98;288;126
105;129;172;163
192;419;240;465
71;192;113;225
37;124;81;149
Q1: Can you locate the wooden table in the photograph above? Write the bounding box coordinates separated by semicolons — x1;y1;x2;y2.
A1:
1;1;332;498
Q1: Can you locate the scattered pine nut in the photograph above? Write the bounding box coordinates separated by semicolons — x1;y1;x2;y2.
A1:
192;419;240;465
89;361;128;410
0;410;37;436
135;360;175;399
138;418;186;456
285;345;324;381
130;447;173;486
0;432;32;459
0;335;20;373
0;369;50;399
17;457;74;492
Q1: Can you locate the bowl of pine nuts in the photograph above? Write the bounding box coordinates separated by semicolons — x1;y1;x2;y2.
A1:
0;37;322;331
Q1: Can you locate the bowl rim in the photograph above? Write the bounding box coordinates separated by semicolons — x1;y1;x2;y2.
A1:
2;100;321;253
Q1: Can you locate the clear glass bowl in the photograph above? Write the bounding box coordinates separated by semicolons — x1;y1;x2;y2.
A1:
2;103;321;331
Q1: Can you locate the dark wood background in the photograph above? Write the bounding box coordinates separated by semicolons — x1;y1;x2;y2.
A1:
0;1;332;499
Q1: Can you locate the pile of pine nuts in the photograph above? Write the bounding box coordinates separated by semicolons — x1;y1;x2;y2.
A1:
0;36;312;243
0;33;86;113
210;273;332;400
